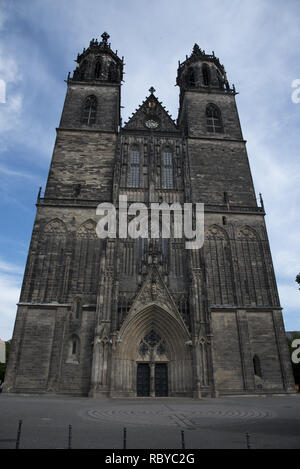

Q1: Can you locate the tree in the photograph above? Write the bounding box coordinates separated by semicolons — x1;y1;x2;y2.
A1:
0;341;11;384
296;273;300;290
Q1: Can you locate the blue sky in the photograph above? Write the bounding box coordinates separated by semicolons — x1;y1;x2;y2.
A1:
0;0;299;340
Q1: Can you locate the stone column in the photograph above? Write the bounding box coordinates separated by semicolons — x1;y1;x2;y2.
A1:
272;309;296;392
236;309;255;391
89;321;111;397
192;343;202;399
150;362;155;397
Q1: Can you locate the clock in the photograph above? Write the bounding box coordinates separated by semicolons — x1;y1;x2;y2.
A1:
145;119;159;129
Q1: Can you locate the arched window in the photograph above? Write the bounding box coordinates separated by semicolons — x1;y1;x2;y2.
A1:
81;95;97;126
202;64;210;86
253;354;262;378
206;104;223;133
74;299;81;320
67;335;80;363
128;147;140;188
187;67;195;87
94;60;102;79
217;71;224;90
162;150;174;189
79;60;87;80
204;225;236;305
34;219;67;303
108;62;118;82
237;226;271;306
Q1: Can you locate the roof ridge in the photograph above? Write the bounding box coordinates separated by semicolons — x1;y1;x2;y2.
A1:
123;90;176;128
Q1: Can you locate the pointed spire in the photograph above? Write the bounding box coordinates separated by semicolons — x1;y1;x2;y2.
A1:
193;43;201;54
191;43;205;57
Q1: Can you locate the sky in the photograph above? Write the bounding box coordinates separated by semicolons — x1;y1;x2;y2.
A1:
0;0;299;340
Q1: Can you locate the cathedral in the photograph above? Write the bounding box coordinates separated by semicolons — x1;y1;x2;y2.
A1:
3;33;295;398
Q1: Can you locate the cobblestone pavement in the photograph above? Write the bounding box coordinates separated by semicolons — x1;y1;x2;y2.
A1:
1;394;300;449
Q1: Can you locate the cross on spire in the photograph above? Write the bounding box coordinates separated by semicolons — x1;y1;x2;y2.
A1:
101;32;110;45
149;86;156;94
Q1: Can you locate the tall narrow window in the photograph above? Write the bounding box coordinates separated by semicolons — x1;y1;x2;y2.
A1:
129;148;140;188
160;238;168;259
202;64;210;86
138;238;148;262
73;184;81;198
253;355;262;378
187;67;195;87
75;299;81;319
94;60;102;78
162;151;174;189
81;95;97;126
79;60;87;80
67;335;80;364
59;247;64;265
206;104;223;133
108;62;118;82
217;71;224;90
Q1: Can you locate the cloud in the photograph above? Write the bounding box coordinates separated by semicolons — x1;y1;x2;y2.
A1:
0;259;24;275
0;93;23;133
0;10;63;161
0;0;300;341
0;164;41;183
279;282;300;331
0;39;23;134
0;49;21;85
0;259;22;341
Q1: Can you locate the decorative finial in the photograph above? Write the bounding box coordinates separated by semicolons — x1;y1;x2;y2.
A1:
149;86;155;94
259;193;264;210
101;32;110;45
193;43;201;54
37;186;42;202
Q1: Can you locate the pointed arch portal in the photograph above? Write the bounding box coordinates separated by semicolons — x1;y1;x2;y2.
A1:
111;304;193;397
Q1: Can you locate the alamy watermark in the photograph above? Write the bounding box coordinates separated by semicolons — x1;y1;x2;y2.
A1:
95;195;204;249
291;79;300;103
291;339;300;364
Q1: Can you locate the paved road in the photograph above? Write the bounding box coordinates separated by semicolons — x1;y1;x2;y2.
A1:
1;394;300;449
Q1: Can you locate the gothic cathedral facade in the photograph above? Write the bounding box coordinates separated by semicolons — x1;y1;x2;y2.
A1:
4;33;295;397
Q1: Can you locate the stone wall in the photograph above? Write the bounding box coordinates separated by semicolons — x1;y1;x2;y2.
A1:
60;83;120;131
44;130;117;202
211;309;295;394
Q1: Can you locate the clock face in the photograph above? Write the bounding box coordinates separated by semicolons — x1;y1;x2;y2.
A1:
145;119;159;129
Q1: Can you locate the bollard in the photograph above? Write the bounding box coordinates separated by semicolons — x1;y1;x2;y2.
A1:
181;430;185;449
123;427;127;449
15;420;23;449
245;432;251;449
68;424;72;449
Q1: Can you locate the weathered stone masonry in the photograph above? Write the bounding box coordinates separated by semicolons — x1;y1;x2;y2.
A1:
3;34;295;397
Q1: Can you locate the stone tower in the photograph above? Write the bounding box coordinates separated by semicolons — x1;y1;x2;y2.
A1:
3;35;295;397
